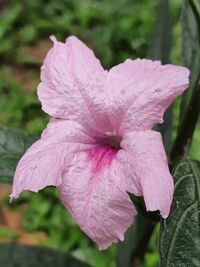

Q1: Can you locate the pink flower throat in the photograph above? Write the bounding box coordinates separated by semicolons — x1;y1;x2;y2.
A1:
100;135;122;150
87;135;122;174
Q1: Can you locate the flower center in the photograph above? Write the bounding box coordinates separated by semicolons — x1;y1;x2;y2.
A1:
101;135;122;150
87;135;122;175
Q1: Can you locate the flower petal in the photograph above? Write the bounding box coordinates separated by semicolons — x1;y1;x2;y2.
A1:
115;151;142;196
121;130;174;218
37;36;111;133
11;120;95;199
107;59;189;134
58;146;136;250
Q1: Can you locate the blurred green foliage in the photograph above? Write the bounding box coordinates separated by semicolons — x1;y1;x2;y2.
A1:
0;0;157;68
0;0;200;267
0;243;91;267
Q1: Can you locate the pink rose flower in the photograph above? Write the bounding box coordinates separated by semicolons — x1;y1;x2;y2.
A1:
11;36;189;250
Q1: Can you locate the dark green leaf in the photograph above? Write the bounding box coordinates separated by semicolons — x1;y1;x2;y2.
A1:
0;127;38;183
0;243;90;267
159;160;200;266
147;0;172;154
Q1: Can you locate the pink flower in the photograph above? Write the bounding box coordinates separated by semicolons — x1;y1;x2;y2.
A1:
11;36;189;250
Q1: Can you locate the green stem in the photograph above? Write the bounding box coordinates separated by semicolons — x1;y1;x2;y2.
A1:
189;0;200;31
128;196;160;266
170;38;200;163
170;0;200;163
170;78;200;163
129;222;156;267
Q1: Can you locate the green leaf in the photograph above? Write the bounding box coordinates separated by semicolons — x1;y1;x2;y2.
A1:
147;0;172;154
0;243;90;267
0;127;38;183
159;160;200;266
0;228;18;240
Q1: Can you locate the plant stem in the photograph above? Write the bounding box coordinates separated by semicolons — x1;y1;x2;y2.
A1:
170;56;200;162
170;0;200;163
170;82;200;162
129;221;156;267
189;0;200;32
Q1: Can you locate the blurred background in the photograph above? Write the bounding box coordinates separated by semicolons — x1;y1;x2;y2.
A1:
0;0;199;266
